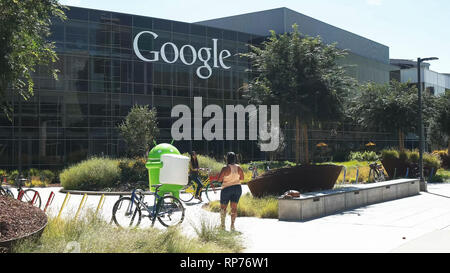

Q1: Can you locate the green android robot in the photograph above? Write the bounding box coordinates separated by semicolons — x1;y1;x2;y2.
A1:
145;143;184;199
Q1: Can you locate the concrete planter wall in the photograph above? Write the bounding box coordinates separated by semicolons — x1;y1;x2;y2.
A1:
278;179;420;222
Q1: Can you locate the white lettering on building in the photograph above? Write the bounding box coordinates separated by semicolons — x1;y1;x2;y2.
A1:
133;31;232;79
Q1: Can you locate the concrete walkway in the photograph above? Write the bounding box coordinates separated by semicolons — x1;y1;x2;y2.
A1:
7;183;450;253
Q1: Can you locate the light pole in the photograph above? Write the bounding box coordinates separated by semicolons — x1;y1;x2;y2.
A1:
417;57;438;192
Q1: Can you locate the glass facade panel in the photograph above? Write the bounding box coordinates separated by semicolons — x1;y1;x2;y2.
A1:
66;21;89;45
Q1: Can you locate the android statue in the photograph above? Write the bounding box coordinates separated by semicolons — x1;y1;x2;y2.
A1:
145;143;189;199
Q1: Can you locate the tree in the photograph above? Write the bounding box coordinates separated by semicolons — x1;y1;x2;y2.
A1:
348;80;437;150
0;0;66;118
258;121;286;161
435;91;450;153
118;105;160;157
241;24;356;164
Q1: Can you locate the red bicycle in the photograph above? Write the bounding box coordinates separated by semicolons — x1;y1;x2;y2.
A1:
16;177;42;209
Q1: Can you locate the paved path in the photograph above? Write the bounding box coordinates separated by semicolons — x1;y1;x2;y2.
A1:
7;183;450;253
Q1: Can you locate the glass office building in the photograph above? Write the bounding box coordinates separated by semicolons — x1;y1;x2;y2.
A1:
0;6;262;170
390;59;450;96
0;6;394;170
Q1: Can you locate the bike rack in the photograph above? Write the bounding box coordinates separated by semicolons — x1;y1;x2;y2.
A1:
74;194;88;220
17;190;24;201
44;192;55;213
95;194;105;215
429;168;435;182
30;191;39;207
57;192;71;219
342;167;347;183
354;168;359;184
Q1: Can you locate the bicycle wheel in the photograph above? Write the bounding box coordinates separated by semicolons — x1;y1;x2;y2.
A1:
19;189;41;209
157;196;185;227
6;188;14;198
112;197;142;228
205;181;221;202
368;168;377;183
179;182;195;202
377;171;386;182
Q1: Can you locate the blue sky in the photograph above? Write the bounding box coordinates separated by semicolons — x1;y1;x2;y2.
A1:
59;0;450;73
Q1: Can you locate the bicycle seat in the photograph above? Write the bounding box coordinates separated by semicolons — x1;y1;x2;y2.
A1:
152;184;164;191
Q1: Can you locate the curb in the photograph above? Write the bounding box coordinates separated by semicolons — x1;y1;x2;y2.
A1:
59;189;154;196
59;185;230;196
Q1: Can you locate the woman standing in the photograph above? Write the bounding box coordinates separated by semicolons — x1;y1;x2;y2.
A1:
217;152;244;231
189;151;204;202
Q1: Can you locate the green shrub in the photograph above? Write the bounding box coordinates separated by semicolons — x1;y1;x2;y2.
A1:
381;149;441;170
60;157;120;190
432;169;450;183
408;151;420;163
349;152;363;161
8;170;19;184
398;150;409;163
433;150;450;169
0;169;7;177
26;168;40;177
423;153;441;170
40;170;56;184
117;157;149;189
381;149;399;161
349;151;379;162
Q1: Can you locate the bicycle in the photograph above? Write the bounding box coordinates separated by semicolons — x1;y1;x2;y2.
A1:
111;184;185;228
407;163;421;178
248;163;261;179
248;162;270;179
179;168;221;203
369;162;386;183
17;176;42;208
0;180;14;198
1;176;41;208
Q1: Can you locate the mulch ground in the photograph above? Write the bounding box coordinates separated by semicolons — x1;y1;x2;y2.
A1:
0;196;47;244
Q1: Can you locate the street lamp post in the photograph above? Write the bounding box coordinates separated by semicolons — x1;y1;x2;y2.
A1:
417;57;438;192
